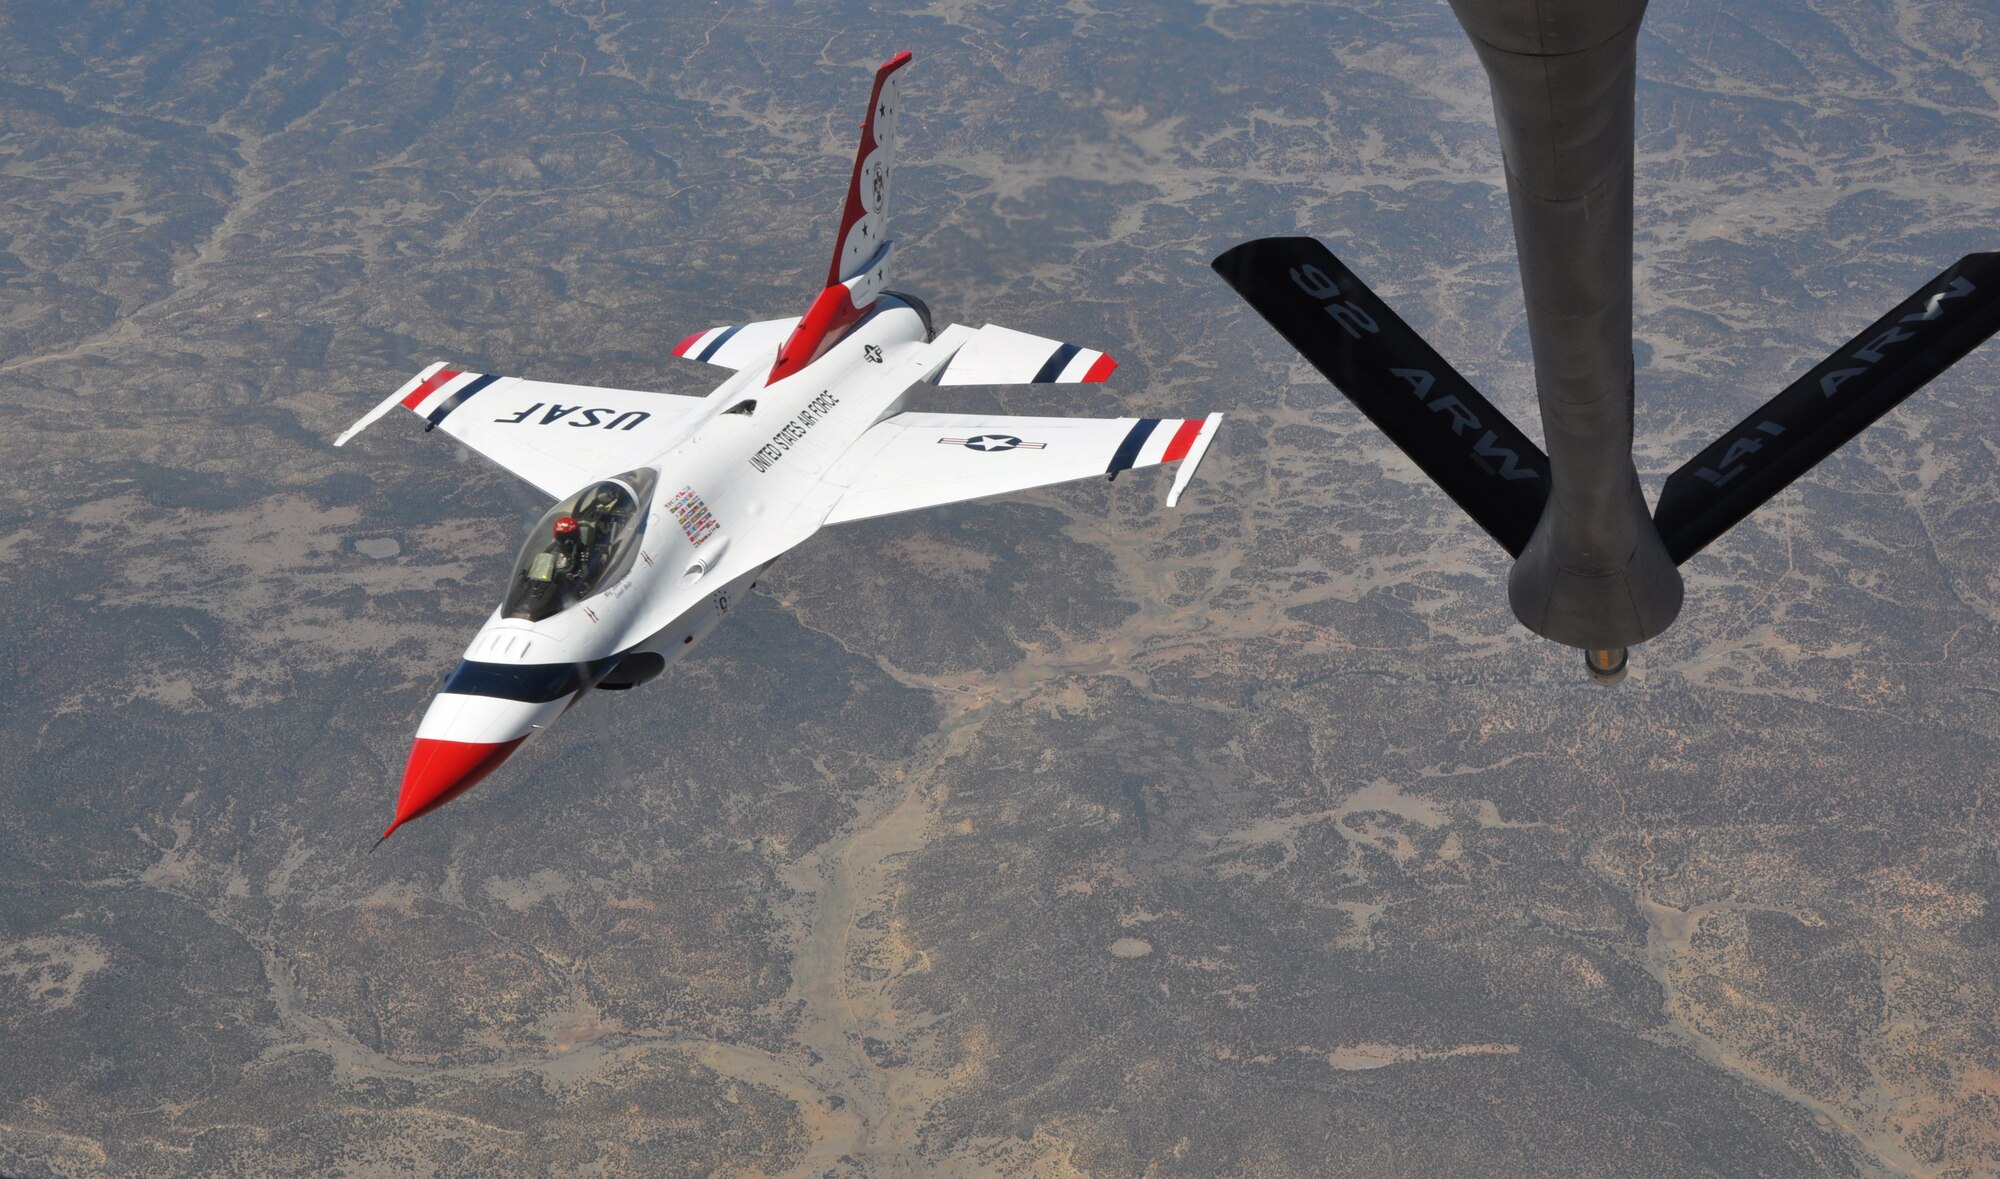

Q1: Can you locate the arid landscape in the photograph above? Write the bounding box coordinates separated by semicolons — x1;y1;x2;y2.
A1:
2;1;1998;1175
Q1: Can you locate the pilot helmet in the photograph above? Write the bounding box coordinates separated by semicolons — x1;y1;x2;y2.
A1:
553;515;579;536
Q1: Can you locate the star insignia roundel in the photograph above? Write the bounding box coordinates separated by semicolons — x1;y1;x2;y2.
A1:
936;434;1048;452
965;434;1022;451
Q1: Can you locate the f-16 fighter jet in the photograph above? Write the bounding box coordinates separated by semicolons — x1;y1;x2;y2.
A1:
1214;0;2000;682
339;52;1223;839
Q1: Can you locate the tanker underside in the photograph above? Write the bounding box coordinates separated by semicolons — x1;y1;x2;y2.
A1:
1214;0;2000;679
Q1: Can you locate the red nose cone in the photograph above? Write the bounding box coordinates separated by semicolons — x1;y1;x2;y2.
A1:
379;737;526;839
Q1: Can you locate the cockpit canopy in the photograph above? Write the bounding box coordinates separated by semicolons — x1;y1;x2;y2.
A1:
503;467;659;622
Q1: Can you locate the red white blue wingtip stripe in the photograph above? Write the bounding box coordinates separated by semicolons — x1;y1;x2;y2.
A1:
397;365;457;408
930;338;1117;386
393;366;500;427
1107;416;1212;476
674;325;740;362
1032;342;1116;384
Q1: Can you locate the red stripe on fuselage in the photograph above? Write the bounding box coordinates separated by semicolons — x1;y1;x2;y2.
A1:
1161;418;1204;463
1082;353;1118;383
768;284;869;385
401;368;461;410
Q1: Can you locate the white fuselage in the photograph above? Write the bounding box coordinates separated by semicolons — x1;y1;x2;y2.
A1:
415;301;936;749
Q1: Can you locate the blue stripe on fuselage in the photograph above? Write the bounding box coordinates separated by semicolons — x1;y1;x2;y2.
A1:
442;655;623;703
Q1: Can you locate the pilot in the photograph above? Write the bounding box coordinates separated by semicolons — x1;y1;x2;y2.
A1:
578;486;625;573
583;486;624;528
550;515;583;578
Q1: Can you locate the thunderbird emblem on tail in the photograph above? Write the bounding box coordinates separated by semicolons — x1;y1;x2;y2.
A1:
340;52;1224;840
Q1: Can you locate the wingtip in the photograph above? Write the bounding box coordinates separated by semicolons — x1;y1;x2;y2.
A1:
1165;413;1224;508
337;362;466;449
334;414;381;448
1083;353;1118;383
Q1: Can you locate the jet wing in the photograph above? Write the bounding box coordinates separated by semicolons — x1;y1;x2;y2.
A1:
335;363;706;498
671;317;803;370
821;410;1223;525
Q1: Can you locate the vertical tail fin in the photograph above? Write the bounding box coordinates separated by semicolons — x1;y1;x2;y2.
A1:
769;51;912;385
828;51;910;287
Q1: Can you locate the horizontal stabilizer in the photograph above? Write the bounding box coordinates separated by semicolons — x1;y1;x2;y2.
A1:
1655;252;2000;564
1213;237;1550;556
671;317;802;371
930;324;1117;386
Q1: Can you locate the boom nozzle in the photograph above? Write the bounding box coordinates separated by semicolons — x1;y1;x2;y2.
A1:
1584;647;1629;685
